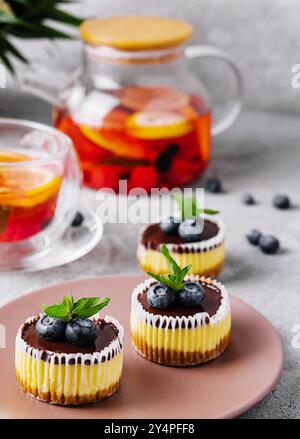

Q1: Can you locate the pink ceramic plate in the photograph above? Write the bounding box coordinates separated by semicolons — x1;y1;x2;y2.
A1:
0;275;283;419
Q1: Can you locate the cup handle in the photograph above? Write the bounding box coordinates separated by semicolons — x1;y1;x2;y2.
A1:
186;45;243;136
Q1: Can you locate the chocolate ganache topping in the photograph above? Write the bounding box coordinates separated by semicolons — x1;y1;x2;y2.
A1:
22;319;119;355
141;219;219;250
139;281;222;319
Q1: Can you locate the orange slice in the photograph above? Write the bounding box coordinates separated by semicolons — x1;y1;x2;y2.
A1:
0;167;62;208
79;125;155;160
0;149;30;163
126;111;193;140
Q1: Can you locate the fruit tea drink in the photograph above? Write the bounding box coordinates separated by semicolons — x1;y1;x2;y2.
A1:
0;149;62;242
55;86;211;192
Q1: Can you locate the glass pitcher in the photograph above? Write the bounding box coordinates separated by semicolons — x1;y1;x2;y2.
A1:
20;15;243;192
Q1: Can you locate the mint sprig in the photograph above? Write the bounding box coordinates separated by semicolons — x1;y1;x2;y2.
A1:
147;245;192;292
41;295;110;321
173;193;219;220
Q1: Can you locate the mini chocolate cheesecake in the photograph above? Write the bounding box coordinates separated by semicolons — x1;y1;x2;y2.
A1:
131;245;231;367
15;295;124;406
137;215;225;277
131;276;231;366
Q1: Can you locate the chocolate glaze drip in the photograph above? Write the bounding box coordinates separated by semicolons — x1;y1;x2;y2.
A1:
139;281;221;322
22;319;119;355
141;219;219;251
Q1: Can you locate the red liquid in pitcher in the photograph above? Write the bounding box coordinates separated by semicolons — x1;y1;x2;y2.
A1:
55;86;211;192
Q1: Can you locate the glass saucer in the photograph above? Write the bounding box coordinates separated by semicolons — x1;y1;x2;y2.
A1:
0;205;103;272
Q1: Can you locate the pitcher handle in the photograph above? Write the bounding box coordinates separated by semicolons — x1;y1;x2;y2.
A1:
186;45;243;136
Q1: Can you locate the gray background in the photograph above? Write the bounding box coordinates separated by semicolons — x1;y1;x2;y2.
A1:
1;0;300;419
5;0;300;114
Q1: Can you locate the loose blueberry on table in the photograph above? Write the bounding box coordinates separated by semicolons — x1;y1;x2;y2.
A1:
272;194;291;210
242;193;256;205
205;177;223;194
259;235;280;254
37;294;110;346
246;229;262;246
147;244;205;309
71;211;84;227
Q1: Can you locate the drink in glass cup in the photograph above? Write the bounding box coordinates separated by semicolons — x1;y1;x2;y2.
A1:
0;149;63;242
0;119;82;270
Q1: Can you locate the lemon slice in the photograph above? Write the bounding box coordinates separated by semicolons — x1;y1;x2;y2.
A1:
0;149;29;163
79;125;151;160
126;111;193;140
0;167;62;208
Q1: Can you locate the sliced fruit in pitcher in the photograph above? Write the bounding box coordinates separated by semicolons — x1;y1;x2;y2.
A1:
126;111;193;140
78;124;158;160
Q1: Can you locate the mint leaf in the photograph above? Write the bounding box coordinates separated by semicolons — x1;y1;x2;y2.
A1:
41;303;69;321
173;193;219;219
42;295;110;321
161;244;180;274
63;294;74;318
197;208;219;215
147;246;191;292
72;297;110;319
173;193;197;220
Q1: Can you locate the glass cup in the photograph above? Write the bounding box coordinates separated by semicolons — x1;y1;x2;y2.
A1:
0;118;82;269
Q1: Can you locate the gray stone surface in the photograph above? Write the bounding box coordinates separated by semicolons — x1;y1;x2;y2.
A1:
0;91;300;417
6;0;300;114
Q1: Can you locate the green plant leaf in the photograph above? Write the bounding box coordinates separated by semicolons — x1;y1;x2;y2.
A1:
1;37;27;62
72;297;110;319
0;50;14;72
0;1;83;73
48;7;83;26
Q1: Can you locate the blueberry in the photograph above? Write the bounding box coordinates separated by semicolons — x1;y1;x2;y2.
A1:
167;143;179;156
36;315;66;342
205;177;222;193
65;318;98;346
273;194;290;210
160;216;180;235
178;282;205;307
242;193;255;205
147;283;174;309
259;235;280;254
246;229;262;246
155;152;172;172
178;218;203;242
71;211;84;227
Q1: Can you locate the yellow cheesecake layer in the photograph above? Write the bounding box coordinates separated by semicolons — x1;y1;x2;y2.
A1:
130;276;231;366
131;312;230;366
137;242;225;276
15;350;123;405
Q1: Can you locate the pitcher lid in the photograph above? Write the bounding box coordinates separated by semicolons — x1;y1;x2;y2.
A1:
80;15;193;51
